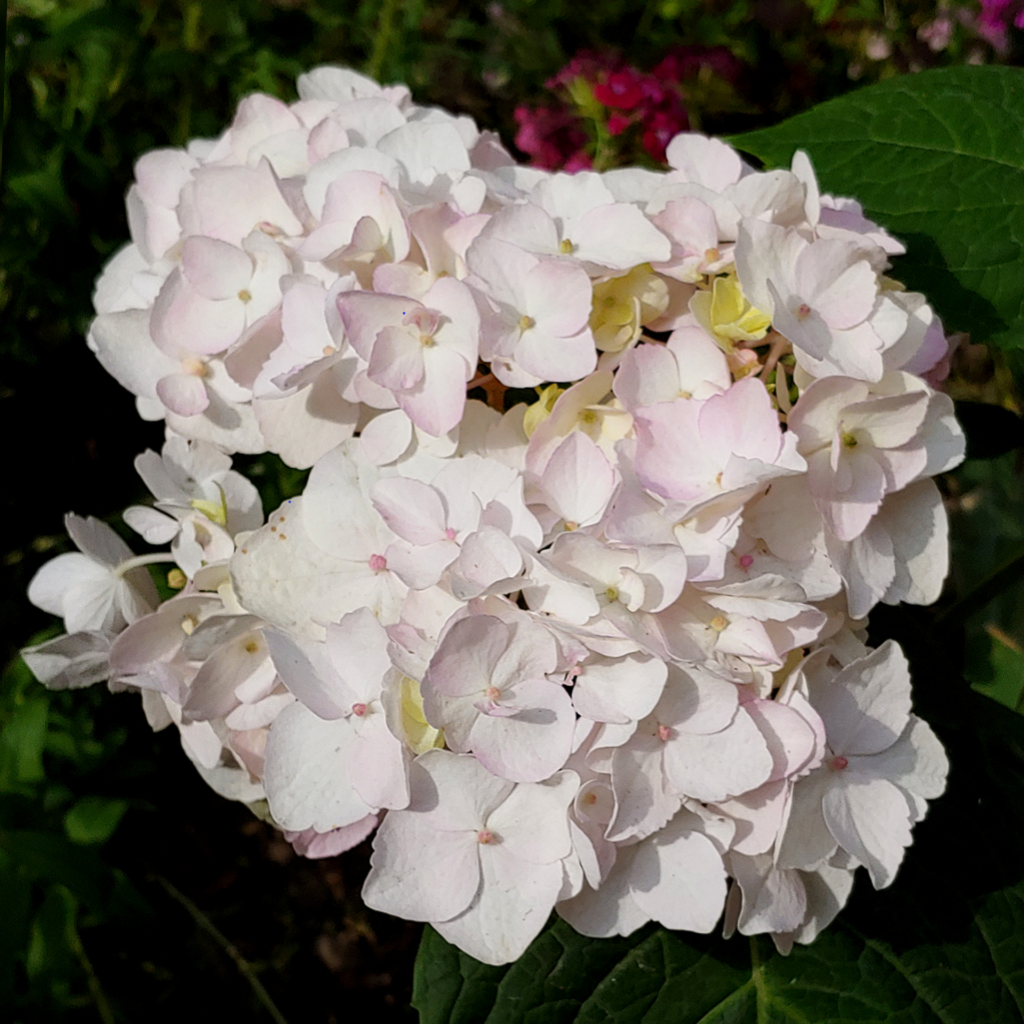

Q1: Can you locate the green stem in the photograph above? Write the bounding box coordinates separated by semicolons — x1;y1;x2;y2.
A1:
367;0;403;82
68;927;116;1024
155;874;290;1024
591;118;615;172
115;552;178;577
634;0;660;45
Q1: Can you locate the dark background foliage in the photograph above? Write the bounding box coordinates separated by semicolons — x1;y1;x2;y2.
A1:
4;1;1024;1021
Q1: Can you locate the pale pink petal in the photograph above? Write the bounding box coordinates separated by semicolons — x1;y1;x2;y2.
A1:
325;607;391;703
181;236;253;299
613;343;681;409
434;846;563;964
402;345;469;436
284;813;379;858
425;616;509;699
263;702;375;831
572;654;667;725
28;554;101;618
264;628;348;719
414;749;515;832
775;770;839;871
557;845;649;939
485;771;576;864
663;708;774;802
574;203;670;268
469;677;575;783
156;373;210;416
728;854;807;936
372;476;448;545
515;325;597;385
351;712;409;809
368;326;425;391
336;291;412;361
450;528;524;599
183;631;273;722
540;433;617;528
360;409;413;465
363;812;480;922
523;259;592;336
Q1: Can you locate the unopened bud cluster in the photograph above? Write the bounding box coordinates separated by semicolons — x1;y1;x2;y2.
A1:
25;66;962;966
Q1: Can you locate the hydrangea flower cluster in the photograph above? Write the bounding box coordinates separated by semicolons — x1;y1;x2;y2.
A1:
25;65;963;967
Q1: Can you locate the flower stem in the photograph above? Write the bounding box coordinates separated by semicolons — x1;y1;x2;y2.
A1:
115;552;179;577
367;0;403;82
154;874;291;1024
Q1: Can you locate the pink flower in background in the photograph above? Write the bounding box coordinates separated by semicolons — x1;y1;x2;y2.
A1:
513;105;589;171
970;0;1024;50
512;46;739;170
593;69;645;110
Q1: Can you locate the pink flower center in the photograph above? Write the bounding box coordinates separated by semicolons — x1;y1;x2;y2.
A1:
830;755;849;771
445;527;456;540
657;724;672;742
485;686;501;702
477;829;495;844
368;553;387;572
352;703;367;717
739;554;754;569
796;303;812;320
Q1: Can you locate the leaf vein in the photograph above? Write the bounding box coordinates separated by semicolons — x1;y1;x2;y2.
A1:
974;897;1024;1021
851;927;954;1024
688;979;754;1024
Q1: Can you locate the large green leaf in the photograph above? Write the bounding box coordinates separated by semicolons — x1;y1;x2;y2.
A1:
731;66;1024;350
414;609;1024;1023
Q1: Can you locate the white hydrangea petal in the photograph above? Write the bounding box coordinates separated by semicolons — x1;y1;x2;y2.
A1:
630;822;728;933
21;631;112;690
433;845;564;966
814;640;911;756
822;775;912;889
847;715;948;800
363;812;480;922
557;844;649;939
263;702;375;831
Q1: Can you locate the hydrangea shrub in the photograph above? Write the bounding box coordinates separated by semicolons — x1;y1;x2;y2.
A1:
24;64;967;969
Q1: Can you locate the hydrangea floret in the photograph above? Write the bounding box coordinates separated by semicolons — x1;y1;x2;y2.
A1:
26;65;962;966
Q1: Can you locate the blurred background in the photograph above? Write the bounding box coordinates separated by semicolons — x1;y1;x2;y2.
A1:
4;1;1024;1020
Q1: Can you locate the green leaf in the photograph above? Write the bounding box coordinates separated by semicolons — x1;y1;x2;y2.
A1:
415;629;1024;1023
0;697;48;791
966;627;1024;714
26;884;78;983
731;66;1024;350
802;0;842;24
5;148;76;223
0;830;109;909
64;795;127;845
416;887;1024;1023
